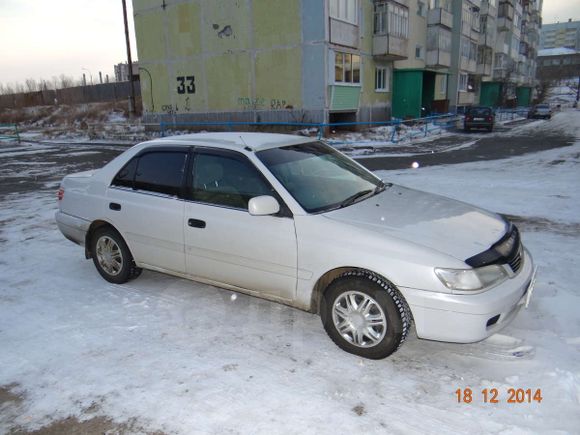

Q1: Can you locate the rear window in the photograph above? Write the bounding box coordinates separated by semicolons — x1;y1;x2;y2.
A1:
466;107;492;116
134;152;187;196
536;104;549;109
112;151;188;197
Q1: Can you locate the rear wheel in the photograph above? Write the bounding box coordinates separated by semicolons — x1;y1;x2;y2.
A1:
91;227;141;284
321;271;413;359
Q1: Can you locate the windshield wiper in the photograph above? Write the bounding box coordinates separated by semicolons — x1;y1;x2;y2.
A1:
340;189;373;208
374;181;387;194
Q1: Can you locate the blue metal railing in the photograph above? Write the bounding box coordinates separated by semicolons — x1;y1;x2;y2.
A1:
0;123;20;143
158;113;459;144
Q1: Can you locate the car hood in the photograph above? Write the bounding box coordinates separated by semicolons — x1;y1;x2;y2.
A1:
323;184;507;262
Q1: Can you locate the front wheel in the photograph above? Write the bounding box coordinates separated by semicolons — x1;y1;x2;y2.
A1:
91;227;141;284
321;271;413;359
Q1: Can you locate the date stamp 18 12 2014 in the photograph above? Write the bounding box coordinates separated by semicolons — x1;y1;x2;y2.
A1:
456;388;543;404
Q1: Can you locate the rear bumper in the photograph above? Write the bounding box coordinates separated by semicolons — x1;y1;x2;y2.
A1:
401;249;535;343
465;121;493;129
55;211;89;246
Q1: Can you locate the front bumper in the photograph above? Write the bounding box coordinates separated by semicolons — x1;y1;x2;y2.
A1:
55;211;89;246
401;249;535;343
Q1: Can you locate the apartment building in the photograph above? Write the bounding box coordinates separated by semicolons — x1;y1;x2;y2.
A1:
541;19;580;51
477;0;542;107
133;0;399;125
132;0;541;125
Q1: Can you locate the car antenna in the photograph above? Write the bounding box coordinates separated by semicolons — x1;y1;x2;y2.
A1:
239;135;253;152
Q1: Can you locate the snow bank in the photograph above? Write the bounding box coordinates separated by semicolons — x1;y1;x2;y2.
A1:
1;112;579;434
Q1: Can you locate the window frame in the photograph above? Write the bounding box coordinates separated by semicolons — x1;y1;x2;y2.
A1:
458;73;469;92
110;146;191;199
334;51;361;85
374;66;390;92
330;0;358;25
186;147;293;218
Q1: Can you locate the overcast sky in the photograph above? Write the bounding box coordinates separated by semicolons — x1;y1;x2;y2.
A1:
0;0;578;87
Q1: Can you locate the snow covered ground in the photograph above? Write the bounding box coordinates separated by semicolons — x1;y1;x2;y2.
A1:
1;111;579;434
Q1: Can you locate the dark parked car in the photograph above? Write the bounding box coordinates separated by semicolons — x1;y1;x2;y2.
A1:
528;104;552;119
464;107;494;132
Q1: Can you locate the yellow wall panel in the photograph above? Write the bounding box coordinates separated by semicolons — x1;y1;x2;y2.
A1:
254;48;302;109
252;0;301;48
205;53;253;111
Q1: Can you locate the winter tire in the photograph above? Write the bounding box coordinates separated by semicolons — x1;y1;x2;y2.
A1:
321;270;413;359
91;227;141;284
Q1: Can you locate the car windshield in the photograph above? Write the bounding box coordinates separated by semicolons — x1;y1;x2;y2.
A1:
257;141;384;213
537;104;549;109
467;108;491;116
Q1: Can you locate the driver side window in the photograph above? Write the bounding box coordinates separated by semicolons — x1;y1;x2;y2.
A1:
191;152;273;210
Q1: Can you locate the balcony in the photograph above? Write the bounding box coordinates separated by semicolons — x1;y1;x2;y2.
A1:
458;92;475;106
460;57;477;73
329;18;359;48
372;1;409;60
476;62;492;76
479;31;495;48
497;16;513;31
427;8;453;29
373;34;408;60
426;49;451;68
480;0;497;17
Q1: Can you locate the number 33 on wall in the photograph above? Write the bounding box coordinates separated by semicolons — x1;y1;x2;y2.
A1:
176;76;195;94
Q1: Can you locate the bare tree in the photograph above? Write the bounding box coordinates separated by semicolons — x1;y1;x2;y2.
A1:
25;78;38;92
39;79;51;91
535;78;552;103
58;74;74;89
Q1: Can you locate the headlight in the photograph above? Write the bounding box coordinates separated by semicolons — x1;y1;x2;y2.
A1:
435;265;508;291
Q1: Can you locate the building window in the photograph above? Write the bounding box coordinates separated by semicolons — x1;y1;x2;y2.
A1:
439;75;447;95
374;2;409;38
375;66;390;92
428;0;452;11
461;37;477;61
330;0;358;24
335;52;361;84
415;45;423;59
417;1;426;17
459;73;468;92
427;27;452;52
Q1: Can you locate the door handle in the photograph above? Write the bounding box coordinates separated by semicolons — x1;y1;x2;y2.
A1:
188;218;206;228
109;202;121;211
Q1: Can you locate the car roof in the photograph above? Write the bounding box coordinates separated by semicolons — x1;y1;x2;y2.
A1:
139;132;317;152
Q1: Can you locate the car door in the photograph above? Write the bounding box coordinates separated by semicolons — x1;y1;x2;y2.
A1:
106;148;188;273
184;148;297;302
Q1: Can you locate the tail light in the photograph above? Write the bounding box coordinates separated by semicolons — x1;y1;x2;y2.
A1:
57;188;64;201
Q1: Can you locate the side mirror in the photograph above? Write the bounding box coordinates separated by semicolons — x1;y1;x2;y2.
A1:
248;196;280;216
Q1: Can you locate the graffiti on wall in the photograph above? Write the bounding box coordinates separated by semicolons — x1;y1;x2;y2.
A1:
238;97;293;110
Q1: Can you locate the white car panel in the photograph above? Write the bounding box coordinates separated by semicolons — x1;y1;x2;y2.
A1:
106;188;186;274
184;202;297;302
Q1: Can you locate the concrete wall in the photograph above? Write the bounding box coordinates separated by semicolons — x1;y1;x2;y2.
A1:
134;0;329;124
133;0;395;125
0;82;140;110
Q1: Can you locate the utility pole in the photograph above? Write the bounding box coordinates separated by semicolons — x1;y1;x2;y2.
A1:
122;0;137;115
